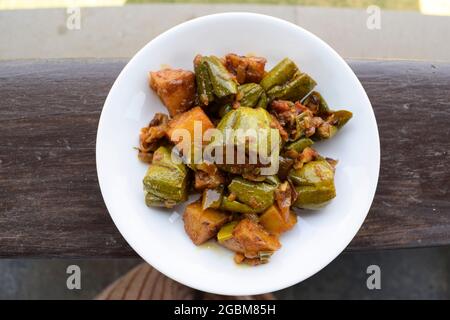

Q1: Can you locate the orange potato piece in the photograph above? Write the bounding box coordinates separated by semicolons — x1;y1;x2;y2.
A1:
149;68;196;116
221;218;281;259
259;205;297;235
183;201;230;245
166;106;214;147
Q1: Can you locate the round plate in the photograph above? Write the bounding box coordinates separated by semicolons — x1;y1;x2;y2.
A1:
96;12;380;296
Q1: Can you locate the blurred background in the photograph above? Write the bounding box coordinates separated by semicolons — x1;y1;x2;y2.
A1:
0;0;449;299
1;0;450;61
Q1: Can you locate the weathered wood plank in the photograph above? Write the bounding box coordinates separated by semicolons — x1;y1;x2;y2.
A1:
347;61;450;250
0;59;449;257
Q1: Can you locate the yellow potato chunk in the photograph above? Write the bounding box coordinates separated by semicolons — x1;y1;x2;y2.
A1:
183;201;230;245
259;205;297;235
166;107;215;161
220;218;281;259
149;68;196;116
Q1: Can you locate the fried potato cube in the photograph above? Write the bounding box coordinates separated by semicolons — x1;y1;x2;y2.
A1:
149;68;196;116
183;201;230;245
259;205;297;235
221;218;281;258
166;106;214;148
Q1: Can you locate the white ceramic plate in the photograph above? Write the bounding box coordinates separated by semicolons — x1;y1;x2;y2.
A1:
96;12;380;296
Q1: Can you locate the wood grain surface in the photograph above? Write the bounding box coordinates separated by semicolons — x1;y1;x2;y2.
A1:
0;59;449;257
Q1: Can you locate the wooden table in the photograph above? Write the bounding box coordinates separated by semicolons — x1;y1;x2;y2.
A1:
0;59;449;258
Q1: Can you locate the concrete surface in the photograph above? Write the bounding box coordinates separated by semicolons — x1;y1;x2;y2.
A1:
0;247;448;299
1;4;450;61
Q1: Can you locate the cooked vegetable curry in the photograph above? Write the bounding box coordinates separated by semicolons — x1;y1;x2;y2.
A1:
139;53;352;266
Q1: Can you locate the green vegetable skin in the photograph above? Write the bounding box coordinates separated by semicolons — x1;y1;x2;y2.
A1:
260;58;299;91
217;221;238;242
289;160;336;209
195;59;214;105
267;72;317;102
220;197;256;214
333;110;353;129
213;107;281;174
264;175;280;186
216;107;279;154
227;177;277;213
260;58;317;102
257;91;268;109
203;56;237;98
143;146;188;208
291;113;307;141
237;83;267;108
285;138;314;153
